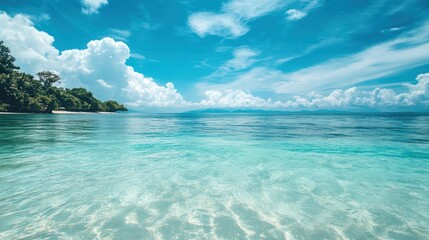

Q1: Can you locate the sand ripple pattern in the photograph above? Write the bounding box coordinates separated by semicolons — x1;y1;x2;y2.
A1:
1;113;428;239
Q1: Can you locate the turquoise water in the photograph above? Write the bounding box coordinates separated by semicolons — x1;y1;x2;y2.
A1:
0;113;428;239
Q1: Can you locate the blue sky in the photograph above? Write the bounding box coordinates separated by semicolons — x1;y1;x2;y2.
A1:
1;0;429;111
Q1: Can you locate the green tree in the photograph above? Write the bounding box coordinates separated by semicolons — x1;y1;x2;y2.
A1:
0;41;19;75
105;100;128;112
37;71;61;88
0;42;127;113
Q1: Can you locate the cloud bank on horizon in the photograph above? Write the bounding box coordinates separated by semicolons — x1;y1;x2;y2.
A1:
0;0;429;111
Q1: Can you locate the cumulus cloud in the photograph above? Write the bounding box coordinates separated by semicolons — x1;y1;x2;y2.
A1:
0;12;185;107
1;11;427;111
285;73;429;108
200;90;280;108
0;12;59;74
123;69;186;107
188;0;285;38
59;38;186;107
81;0;108;15
197;73;429;109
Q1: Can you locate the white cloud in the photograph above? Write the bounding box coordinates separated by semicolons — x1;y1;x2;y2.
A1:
0;12;185;108
381;27;406;33
109;28;131;41
198;67;286;93
208;47;259;77
188;0;286;38
29;13;50;22
277;38;339;64
285;0;319;21
188;13;248;38
400;73;429;106
285;73;429;108
124;73;186;107
58;38;186;107
200;21;429;96
97;79;113;88
0;12;59;74
2;11;428;111
200;89;280;108
228;48;259;68
81;0;108;15
130;53;146;60
197;73;429;109
222;0;285;19
285;9;307;20
275;21;429;94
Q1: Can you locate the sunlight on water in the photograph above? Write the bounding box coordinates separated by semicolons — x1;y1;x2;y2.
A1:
0;113;428;239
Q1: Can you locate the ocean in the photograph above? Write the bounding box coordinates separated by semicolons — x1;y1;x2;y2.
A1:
0;113;428;239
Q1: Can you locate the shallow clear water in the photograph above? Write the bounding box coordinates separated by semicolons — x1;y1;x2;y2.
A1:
0;113;428;239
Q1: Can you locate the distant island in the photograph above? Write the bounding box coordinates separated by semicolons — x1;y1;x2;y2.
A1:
0;41;127;113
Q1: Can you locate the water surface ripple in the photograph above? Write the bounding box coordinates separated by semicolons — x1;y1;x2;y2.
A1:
0;113;428;239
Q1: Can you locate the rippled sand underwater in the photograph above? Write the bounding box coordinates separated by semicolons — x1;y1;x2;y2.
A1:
0;113;428;239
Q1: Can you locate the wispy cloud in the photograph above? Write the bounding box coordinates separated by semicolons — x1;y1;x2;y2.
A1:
208;47;259;78
188;0;286;38
81;0;108;15
276;38;340;64
188;12;248;38
285;0;320;21
199;21;429;96
140;22;161;31
130;53;145;60
109;28;131;41
222;0;285;19
285;9;307;21
275;21;429;94
29;13;50;22
198;67;286;93
380;26;406;33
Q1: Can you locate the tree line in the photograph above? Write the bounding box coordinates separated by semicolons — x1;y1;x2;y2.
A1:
0;41;127;113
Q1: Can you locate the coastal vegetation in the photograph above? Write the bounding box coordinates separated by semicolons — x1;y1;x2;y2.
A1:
0;41;127;113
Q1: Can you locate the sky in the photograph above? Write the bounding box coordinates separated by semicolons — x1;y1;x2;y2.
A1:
1;0;429;112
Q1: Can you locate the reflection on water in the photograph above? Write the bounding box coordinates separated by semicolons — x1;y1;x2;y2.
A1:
0;113;428;239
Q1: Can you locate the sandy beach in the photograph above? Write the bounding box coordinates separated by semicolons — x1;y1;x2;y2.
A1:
52;110;117;114
0;112;29;114
1;111;118;114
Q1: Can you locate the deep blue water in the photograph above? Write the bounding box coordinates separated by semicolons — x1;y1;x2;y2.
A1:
0;113;428;239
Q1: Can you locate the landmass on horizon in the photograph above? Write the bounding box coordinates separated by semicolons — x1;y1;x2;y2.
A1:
0;41;127;113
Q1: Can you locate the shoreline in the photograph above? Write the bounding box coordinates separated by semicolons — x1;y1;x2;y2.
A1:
0;112;30;114
52;111;118;114
1;111;118;115
52;110;96;114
